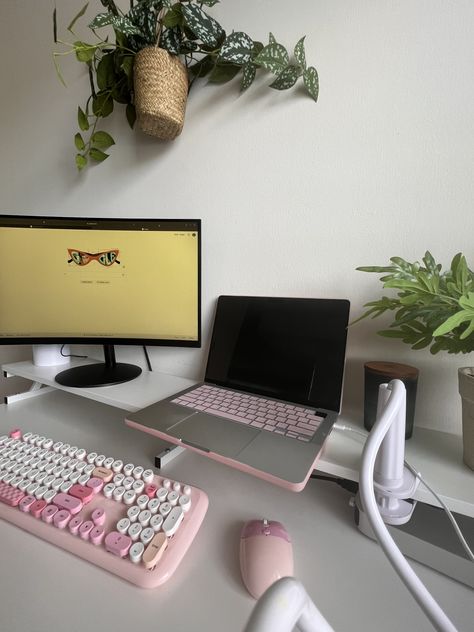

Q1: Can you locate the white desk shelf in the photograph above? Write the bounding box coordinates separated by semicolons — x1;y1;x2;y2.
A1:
3;360;474;517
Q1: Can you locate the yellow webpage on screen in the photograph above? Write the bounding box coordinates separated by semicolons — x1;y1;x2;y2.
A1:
0;226;199;340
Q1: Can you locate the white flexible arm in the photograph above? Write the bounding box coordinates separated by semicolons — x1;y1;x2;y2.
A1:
244;577;335;632
359;379;458;632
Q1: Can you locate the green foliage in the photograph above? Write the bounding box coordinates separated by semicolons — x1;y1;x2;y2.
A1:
354;252;474;355
53;1;319;170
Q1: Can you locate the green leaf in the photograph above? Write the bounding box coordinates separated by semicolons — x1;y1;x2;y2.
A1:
53;54;67;87
181;3;224;47
208;63;241;84
269;65;299;90
303;66;319;101
219;32;254;66
459;292;474;310
74;133;85;151
78;107;89;131
91;131;115;149
75;154;87;171
121;55;134;80
189;55;214;79
96;53;116;90
433;311;474;337
252;41;264;57
241;63;256;92
268;33;276;44
68;2;89;33
356;265;398;273
89;148;109;162
89;13;144;36
160;27;181;55
92;92;114;117
254;43;289;75
162;4;183;29
74;41;97;63
53;7;58;43
294;36;306;69
126;103;136;129
199;0;220;5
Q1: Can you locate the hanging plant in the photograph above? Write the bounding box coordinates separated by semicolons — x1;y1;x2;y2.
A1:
53;0;320;170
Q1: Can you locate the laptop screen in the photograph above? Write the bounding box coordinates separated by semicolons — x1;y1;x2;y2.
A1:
205;296;350;412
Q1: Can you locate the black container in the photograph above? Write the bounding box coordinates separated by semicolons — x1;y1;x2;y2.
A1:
364;361;419;439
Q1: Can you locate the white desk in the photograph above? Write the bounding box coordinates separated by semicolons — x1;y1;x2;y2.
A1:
0;368;473;631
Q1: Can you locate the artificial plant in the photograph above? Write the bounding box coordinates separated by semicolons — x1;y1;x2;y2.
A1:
53;0;320;169
354;252;474;354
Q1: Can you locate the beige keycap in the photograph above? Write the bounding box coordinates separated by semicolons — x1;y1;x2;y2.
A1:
142;532;168;570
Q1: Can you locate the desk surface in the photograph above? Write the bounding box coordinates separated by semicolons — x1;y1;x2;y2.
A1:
0;390;473;632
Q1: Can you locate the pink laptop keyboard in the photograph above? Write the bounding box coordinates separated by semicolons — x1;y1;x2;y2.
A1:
0;429;208;588
171;384;325;442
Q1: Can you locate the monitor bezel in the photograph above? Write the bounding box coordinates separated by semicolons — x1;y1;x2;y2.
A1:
0;214;201;348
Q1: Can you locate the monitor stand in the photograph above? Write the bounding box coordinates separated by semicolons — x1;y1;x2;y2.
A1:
55;345;142;388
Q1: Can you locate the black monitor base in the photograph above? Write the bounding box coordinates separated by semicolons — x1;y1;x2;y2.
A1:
55;344;142;388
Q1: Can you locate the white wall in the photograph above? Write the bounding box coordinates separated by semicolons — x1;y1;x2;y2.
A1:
1;0;473;432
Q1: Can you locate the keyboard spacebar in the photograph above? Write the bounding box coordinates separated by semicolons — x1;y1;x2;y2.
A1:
204;409;251;424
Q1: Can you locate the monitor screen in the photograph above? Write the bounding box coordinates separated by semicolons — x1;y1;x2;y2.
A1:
0;215;201;387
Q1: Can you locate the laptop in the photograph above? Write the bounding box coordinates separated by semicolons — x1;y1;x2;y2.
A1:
125;296;350;491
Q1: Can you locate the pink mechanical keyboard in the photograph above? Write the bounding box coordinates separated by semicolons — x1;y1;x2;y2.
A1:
0;429;208;588
171;384;325;442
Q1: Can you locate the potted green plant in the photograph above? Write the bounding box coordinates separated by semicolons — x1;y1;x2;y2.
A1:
53;0;319;170
353;251;474;469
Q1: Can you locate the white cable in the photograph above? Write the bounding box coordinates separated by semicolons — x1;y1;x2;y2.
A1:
404;462;474;562
358;380;458;632
334;421;474;562
244;577;335;632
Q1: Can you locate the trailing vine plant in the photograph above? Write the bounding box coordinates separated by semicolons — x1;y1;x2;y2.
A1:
53;0;320;169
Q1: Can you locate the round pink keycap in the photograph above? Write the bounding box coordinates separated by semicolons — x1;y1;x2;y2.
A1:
53;509;72;529
31;499;47;518
86;477;104;495
79;520;94;540
145;484;157;498
41;504;58;524
9;429;22;440
19;495;36;513
69;515;83;535
90;526;105;545
91;507;106;526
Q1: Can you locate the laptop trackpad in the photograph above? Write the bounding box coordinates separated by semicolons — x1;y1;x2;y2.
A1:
170;413;259;458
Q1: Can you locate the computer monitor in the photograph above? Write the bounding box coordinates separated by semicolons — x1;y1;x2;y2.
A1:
0;215;201;387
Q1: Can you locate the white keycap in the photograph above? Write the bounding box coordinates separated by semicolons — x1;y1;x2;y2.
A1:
68;459;78;471
43;489;57;503
19;479;31;492
52;466;64;478
37;460;49;472
43;452;54;463
117;518;131;534
137;494;149;510
76;461;87;473
68;446;78;458
30;457;40;469
84;464;95;476
129;542;145;564
159;502;172;517
112;459;123;473
140;527;155;546
12;463;23;475
60;444;70;455
132;480;145;495
0;471;8;482
75;448;86;461
28;468;39;481
27;481;39;495
167;491;179;506
138;510;151;527
179;495;191;512
35;471;47;484
123;490;136;506
148;498;160;514
52;478;64;491
78;474;90;486
69;471;81;484
156;488;168;502
123;476;134;490
62;468;73;481
21;433;32;443
95;454;106;467
52;441;63;453
163;506;184;537
60;481;73;493
37;449;48;459
113;486;125;502
60;456;71;467
113;473;125;486
104;457;114;469
35;485;48;499
150;514;163;532
127;506;140;522
45;463;55;475
142;469;154;484
43;439;53;450
29;434;39;445
162;479;172;489
11;476;23;488
36;437;46;448
132;466;144;480
87;452;97;464
51;454;62;465
44;474;55;488
103;483;115;499
123;463;134;477
128;523;142;541
172;481;181;493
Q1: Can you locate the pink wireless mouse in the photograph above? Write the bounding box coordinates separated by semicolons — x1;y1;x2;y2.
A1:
240;518;294;599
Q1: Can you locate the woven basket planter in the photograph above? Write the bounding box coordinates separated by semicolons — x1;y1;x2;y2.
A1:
134;47;188;140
